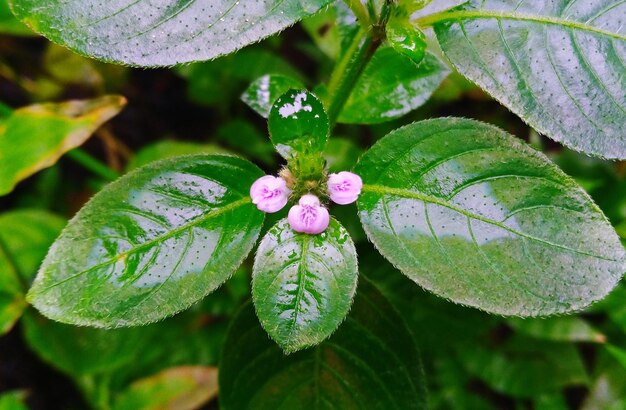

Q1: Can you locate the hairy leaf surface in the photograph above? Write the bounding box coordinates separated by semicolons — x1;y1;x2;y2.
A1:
9;0;333;66
221;279;428;409
28;155;264;327
425;0;626;159
355;118;625;316
253;218;358;353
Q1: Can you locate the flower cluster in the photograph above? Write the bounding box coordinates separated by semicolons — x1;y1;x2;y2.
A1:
250;171;362;234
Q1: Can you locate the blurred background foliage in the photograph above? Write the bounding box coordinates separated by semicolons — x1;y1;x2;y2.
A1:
0;0;625;408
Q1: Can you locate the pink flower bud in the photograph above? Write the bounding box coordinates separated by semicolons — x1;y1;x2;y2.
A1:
288;194;330;235
250;175;291;213
327;171;363;205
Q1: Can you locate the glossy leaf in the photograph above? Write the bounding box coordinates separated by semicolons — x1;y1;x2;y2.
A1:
458;336;588;398
252;218;358;353
355;118;625;316
424;0;626;159
126;140;224;171
28;155;264;327
242;74;305;118
507;316;605;343
113;366;218;410
268;90;329;160
220;279;428;409
339;49;450;124
0;96;126;196
9;0;333;66
386;19;427;65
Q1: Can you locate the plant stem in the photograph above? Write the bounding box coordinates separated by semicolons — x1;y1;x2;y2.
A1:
344;0;370;26
326;0;394;125
67;149;120;182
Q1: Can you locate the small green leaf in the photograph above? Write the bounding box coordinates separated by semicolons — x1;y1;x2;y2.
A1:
220;279;428;409
355;118;625;316
339;49;450;124
507;316;606;343
28;155;264;327
242;74;305;118
0;96;126;196
458;336;588;398
252;218;358;353
424;0;626;159
386;19;427;65
268;89;329;160
0;391;28;410
126;140;225;172
113;366;218;410
9;0;333;66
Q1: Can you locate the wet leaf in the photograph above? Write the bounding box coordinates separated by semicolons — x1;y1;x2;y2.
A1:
0;96;126;196
268;90;329;161
28;155;264;327
9;0;333;66
242;74;305;118
252;218;358;353
339;49;450;124
355;118;625;316
113;366;218;410
220;279;428;409
386;19;427;65
425;0;626;159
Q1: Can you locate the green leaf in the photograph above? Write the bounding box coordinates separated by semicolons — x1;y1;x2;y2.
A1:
0;96;126;196
422;0;626;159
9;0;333;66
507;316;606;343
386;19;427;65
339;49;450;124
28;155;264;327
268;90;329;160
242;74;305;118
113;366;218;410
220;279;428;409
458;336;588;398
0;391;28;410
0;209;65;335
355;118;625;316
0;0;31;36
126;140;225;172
252;218;358;353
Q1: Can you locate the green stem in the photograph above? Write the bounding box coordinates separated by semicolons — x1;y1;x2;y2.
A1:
325;0;394;125
67;149;120;182
344;0;370;26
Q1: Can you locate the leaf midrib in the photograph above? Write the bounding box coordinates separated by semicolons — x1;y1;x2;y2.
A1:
32;196;252;293
362;184;618;261
417;9;626;41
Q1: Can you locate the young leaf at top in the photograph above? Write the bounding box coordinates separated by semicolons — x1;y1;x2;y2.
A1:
421;0;626;159
0;96;126;196
242;74;305;119
252;218;358;353
355;118;625;316
28;155;265;328
9;0;333;67
220;279;428;409
268;89;329;161
339;49;450;124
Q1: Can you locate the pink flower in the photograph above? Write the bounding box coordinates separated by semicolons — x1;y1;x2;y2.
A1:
327;171;362;205
250;175;291;213
288;194;330;234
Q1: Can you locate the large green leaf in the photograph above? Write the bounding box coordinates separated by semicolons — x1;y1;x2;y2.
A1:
9;0;333;66
339;48;450;124
0;96;126;196
220;279;428;409
420;0;626;159
28;155;264;327
355;118;625;316
252;218;358;353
